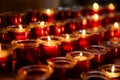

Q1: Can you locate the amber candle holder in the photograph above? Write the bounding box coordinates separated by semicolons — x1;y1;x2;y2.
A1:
99;64;120;80
81;70;111;80
66;51;94;78
16;65;53;80
38;36;63;62
85;45;109;69
11;39;41;70
47;57;77;80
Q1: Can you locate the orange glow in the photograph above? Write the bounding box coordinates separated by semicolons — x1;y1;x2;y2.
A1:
114;22;119;29
66;34;70;40
82;18;87;25
111;65;115;73
80;52;83;56
108;3;115;11
46;9;53;15
93;2;99;12
82;29;86;38
47;36;51;41
18;25;23;30
93;14;99;21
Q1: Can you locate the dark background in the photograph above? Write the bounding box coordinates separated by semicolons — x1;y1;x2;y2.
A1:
0;0;119;12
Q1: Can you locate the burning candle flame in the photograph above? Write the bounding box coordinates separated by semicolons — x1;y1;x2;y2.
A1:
114;22;119;29
93;2;99;12
93;14;99;21
80;52;83;56
108;3;115;11
82;18;87;25
111;65;115;73
19;25;23;30
66;34;70;40
46;9;53;15
40;21;45;26
48;36;51;41
82;29;86;38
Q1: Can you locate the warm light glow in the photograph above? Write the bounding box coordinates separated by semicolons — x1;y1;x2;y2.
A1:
82;18;87;25
19;25;23;30
66;34;70;40
108;3;115;11
93;14;99;21
47;36;51;41
80;52;83;56
40;21;45;26
93;2;99;12
114;22;119;29
82;29;86;38
111;65;115;73
93;27;98;32
46;9;53;15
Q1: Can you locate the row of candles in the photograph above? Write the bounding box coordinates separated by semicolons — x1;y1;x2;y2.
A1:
0;2;120;80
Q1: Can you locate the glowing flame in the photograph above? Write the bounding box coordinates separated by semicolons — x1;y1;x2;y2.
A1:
111;65;115;73
93;2;99;12
114;22;119;29
82;18;87;25
82;29;86;38
80;52;83;56
108;3;115;11
47;36;51;41
66;34;70;40
40;21;45;26
93;14;99;21
46;9;53;15
19;25;23;30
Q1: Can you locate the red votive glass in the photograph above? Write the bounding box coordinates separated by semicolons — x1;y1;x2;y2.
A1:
73;29;94;49
50;21;65;36
16;65;53;80
47;57;77;80
61;34;79;56
64;19;76;34
85;45;109;69
99;64;120;80
0;43;13;73
100;40;120;64
39;36;63;61
11;25;30;40
32;21;52;37
40;9;55;22
81;70;111;80
66;51;94;78
11;39;41;70
6;12;26;26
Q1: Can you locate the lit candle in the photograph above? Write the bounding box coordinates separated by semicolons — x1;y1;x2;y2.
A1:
13;25;30;40
93;2;100;12
39;36;63;60
61;34;79;56
66;51;94;77
108;3;115;12
99;64;120;79
34;21;51;37
42;9;54;22
81;18;87;29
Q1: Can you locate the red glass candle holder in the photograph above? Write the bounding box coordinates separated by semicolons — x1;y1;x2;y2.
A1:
32;21;52;37
16;65;53;80
5;12;26;26
39;36;63;60
64;19;76;34
66;51;94;78
73;29;94;49
11;25;30;40
99;64;120;80
81;70;111;80
11;39;41;70
100;40;120;64
50;21;65;36
47;57;77;80
40;9;55;22
61;34;79;56
0;43;13;73
85;45;109;69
